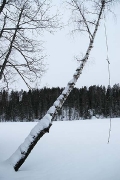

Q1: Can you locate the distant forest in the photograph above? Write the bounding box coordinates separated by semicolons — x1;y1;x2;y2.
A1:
0;84;120;121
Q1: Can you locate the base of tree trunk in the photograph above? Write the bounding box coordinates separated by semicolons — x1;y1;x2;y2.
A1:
14;123;52;171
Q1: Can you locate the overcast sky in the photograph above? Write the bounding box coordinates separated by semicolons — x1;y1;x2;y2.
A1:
15;1;120;90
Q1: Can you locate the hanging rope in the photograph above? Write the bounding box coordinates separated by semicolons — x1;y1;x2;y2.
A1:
104;14;112;143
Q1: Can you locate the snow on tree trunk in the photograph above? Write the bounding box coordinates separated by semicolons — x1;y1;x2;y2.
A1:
7;0;105;171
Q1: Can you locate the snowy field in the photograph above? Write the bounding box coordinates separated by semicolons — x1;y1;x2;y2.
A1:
0;119;120;180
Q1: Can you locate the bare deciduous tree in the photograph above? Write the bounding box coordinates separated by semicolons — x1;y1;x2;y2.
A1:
6;0;115;172
0;0;58;89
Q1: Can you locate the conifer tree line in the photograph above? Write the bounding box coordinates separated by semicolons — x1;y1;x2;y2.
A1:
0;84;120;121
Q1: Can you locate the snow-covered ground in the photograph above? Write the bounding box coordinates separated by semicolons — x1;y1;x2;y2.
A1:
0;119;120;180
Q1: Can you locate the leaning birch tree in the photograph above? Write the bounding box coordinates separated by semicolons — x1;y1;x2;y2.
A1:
6;0;113;171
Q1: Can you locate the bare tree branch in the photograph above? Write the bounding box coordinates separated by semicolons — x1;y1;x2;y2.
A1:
0;13;7;38
0;0;7;14
72;0;93;39
0;6;24;80
0;0;59;89
8;61;32;89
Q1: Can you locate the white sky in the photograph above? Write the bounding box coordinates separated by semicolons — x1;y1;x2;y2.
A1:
15;1;120;90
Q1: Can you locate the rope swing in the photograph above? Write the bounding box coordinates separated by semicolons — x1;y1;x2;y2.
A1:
104;14;112;143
